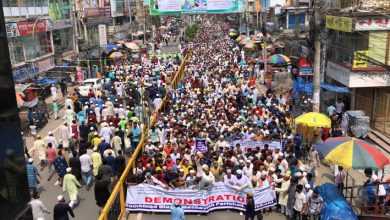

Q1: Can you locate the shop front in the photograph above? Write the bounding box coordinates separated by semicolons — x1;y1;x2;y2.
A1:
326;61;390;134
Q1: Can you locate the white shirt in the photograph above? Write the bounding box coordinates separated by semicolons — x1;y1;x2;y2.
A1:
224;174;237;186
293;192;307;211
243;164;253;178
80;154;92;172
29;199;49;219
369;174;386;196
100;127;112;143
236;175;249;186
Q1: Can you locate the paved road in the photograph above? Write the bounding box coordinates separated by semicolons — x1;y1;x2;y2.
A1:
25;95;100;220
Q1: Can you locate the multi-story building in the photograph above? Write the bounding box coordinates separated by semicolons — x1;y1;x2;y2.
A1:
324;0;390;134
4;0;136;81
3;0;56;82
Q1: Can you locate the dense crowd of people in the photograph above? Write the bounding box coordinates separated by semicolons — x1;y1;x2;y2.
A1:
123;21;327;220
27;18;383;220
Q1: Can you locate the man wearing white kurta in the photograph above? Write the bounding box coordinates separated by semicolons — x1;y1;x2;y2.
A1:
100;124;112;143
59;123;70;149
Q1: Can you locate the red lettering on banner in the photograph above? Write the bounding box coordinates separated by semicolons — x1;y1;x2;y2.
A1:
237;196;245;202
209;196;215;202
232;195;236;201
216;195;224;201
194;199;201;204
183;199;192;204
202;198;208;204
162;197;172;203
145;197;152;203
154;197;161;203
224;194;231;200
17;20;46;36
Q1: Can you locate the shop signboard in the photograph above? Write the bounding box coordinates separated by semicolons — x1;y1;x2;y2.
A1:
298;57;313;76
353;50;368;68
13;64;38;82
355;18;390;31
325;15;352;32
149;0;244;15
99;24;108;47
17;20;47;36
5;23;19;38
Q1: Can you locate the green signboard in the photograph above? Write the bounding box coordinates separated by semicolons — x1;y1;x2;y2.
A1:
143;0;149;6
149;0;244;15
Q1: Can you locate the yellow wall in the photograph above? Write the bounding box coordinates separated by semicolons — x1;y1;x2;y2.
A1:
368;31;387;65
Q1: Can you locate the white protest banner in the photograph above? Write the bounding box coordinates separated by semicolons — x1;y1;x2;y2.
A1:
230;139;281;152
126;182;276;213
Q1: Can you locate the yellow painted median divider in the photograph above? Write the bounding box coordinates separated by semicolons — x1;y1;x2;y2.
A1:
98;49;191;220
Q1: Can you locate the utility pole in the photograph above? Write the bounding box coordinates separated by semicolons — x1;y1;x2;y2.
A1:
313;0;321;112
294;0;300;37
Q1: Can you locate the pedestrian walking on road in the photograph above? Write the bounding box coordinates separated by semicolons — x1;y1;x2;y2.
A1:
63;106;76;126
54;150;68;186
68;151;82;181
79;149;93;190
46;143;57;181
91;147;103;176
26;158;42;193
60;79;68;98
53;101;59;120
59;123;70;149
62;167;81;208
51;84;58;102
94;175;110;213
30;191;50;220
170;199;185;220
53;195;75;220
33;135;46;170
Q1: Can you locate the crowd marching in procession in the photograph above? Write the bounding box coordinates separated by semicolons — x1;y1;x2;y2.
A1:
26;18;387;220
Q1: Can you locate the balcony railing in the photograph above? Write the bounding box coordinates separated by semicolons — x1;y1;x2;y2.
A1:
98;49;192;220
327;45;388;71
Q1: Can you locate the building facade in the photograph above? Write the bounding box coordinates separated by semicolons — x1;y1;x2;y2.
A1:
3;0;135;81
324;1;390;134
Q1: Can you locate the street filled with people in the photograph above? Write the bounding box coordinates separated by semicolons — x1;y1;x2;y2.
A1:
24;17;390;220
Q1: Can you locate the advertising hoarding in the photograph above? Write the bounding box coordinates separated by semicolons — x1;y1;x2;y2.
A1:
149;0;244;15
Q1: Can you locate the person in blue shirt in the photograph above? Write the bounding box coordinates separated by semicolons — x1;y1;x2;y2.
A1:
130;122;141;153
96;95;104;109
171;200;185;220
77;111;86;124
104;150;116;176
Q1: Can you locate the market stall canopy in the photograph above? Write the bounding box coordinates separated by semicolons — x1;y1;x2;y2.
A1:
109;52;124;59
124;42;141;50
229;29;238;36
36;77;58;85
105;44;119;51
320;82;350;93
266;54;291;64
316;137;390;169
236;35;246;42
295;112;331;127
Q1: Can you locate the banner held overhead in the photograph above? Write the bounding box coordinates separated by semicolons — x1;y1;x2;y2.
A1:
149;0;244;15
